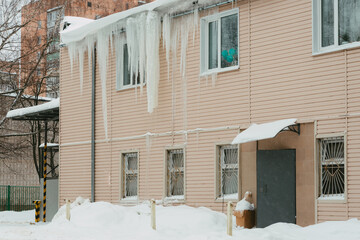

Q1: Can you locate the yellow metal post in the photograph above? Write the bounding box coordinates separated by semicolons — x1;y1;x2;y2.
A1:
43;122;47;222
33;200;40;222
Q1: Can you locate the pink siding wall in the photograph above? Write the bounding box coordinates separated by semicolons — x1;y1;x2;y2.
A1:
60;0;360;225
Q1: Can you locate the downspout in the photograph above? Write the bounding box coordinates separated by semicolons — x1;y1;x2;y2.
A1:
91;47;96;202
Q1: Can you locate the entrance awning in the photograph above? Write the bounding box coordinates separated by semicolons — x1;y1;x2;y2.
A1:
232;118;298;144
6;98;59;121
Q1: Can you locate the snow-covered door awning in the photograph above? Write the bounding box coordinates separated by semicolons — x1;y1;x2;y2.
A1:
232;119;298;144
6;98;59;121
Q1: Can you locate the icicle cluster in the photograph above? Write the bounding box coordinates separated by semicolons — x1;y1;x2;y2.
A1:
65;3;218;139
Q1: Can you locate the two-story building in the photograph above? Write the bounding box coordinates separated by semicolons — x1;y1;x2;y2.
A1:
59;0;360;227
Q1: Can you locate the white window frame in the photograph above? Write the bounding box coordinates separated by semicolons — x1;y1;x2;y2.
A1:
312;0;360;55
164;147;185;202
116;41;143;91
200;8;239;76
120;151;139;201
215;144;239;201
316;133;347;203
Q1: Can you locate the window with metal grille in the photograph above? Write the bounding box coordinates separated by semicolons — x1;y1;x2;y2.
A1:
122;153;138;198
166;149;184;197
319;137;345;197
218;145;238;197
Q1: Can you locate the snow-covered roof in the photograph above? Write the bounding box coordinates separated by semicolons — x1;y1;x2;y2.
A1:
61;0;178;44
6;98;59;120
60;0;228;45
2;92;55;101
232;119;297;144
39;143;59;148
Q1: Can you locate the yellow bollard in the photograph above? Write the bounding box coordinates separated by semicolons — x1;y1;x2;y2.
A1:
227;201;233;236
33;200;41;223
151;199;156;230
66;199;71;221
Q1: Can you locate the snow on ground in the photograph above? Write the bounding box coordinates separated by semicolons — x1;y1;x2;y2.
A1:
0;199;360;240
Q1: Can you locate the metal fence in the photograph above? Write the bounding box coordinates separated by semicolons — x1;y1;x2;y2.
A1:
0;185;40;211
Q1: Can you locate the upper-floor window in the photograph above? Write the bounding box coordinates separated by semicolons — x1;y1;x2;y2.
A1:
313;0;360;54
116;43;140;90
200;8;239;75
47;7;64;29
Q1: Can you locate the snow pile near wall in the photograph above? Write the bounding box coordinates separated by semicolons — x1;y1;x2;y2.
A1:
1;200;360;239
0;210;34;224
235;198;254;211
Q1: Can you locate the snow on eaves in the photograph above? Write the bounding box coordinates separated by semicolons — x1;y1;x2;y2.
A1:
61;16;94;35
60;0;229;45
60;0;178;45
39;143;59;148
6;98;59;119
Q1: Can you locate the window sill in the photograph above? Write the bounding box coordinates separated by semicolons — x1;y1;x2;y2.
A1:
215;193;239;203
317;195;346;204
164;196;185;203
120;196;138;203
200;65;239;77
116;83;145;92
313;42;360;56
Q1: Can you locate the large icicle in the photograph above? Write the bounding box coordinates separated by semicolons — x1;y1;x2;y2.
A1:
162;14;172;82
115;33;126;90
126;17;140;88
96;27;112;140
146;11;161;113
137;13;147;94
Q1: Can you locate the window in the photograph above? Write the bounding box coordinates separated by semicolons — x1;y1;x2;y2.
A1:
200;9;239;75
46;76;59;98
216;145;238;198
38;20;41;28
166;149;184;198
116;43;140;90
313;0;360;53
121;152;138;199
38;36;41;45
319;137;345;198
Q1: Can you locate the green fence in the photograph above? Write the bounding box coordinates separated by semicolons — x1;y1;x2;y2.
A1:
0;185;40;211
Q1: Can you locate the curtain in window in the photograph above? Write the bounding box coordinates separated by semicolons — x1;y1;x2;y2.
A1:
339;0;360;45
208;21;218;70
168;150;184;196
123;44;131;86
320;138;344;196
221;14;238;68
321;0;334;47
220;146;238;196
124;153;137;197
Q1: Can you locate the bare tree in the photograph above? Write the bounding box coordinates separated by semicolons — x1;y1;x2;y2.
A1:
0;0;61;182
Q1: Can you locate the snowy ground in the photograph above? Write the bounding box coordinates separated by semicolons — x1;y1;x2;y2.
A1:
0;199;360;240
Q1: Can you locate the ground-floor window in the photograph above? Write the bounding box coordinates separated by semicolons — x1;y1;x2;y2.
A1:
121;152;138;199
166;149;184;197
319;137;345;197
216;145;238;198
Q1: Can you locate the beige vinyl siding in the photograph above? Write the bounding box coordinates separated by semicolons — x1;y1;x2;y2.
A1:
60;0;360;225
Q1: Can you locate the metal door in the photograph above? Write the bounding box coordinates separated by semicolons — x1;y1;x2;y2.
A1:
257;149;296;228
